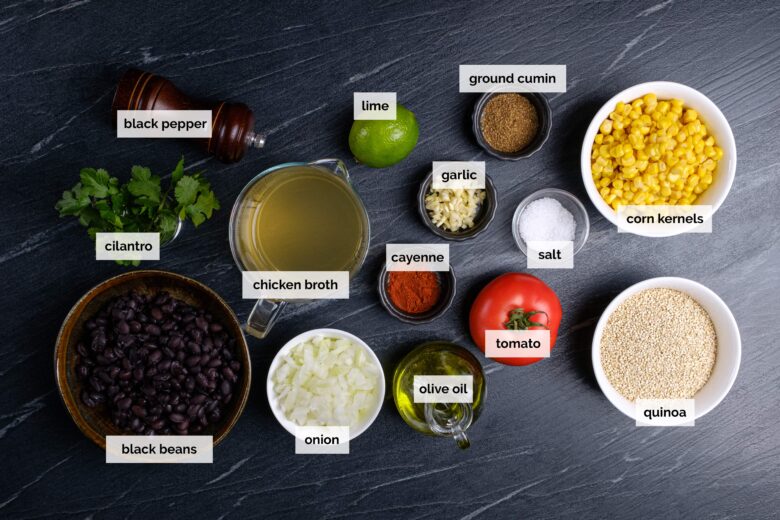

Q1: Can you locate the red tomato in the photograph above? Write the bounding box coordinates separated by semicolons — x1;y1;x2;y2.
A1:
469;273;562;366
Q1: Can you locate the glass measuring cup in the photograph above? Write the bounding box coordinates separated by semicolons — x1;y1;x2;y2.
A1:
229;159;370;338
392;341;486;449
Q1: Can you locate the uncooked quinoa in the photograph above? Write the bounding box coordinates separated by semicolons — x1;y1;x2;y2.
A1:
600;288;717;401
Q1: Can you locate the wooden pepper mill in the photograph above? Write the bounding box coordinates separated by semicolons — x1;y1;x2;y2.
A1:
111;69;266;163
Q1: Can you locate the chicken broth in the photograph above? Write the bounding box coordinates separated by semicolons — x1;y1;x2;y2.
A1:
234;166;367;272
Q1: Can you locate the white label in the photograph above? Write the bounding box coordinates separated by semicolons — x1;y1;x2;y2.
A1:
117;110;212;138
242;271;349;299
386;244;449;271
635;399;695;427
354;92;397;120
413;375;473;403
106;435;212;463
617;205;712;234
459;65;567;93
526;241;573;269
431;161;485;189
485;330;551;358
96;232;160;261
295;426;350;454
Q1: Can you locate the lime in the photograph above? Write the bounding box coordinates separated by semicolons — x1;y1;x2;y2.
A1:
349;104;419;168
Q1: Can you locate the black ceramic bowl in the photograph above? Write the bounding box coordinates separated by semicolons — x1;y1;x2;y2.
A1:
472;92;552;160
417;171;497;241
378;264;456;324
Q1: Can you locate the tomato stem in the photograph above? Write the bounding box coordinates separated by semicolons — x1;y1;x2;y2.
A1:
505;308;548;330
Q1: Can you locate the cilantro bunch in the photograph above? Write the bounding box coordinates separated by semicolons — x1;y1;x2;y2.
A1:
55;157;220;259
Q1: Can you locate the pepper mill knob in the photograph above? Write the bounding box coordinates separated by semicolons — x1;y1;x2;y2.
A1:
111;68;266;163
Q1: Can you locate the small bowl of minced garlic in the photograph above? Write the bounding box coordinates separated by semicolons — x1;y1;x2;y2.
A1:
417;171;497;241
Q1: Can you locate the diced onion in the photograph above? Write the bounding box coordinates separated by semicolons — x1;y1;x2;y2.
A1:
271;335;380;427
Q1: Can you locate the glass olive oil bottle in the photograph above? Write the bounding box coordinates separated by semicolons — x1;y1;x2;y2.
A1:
393;341;485;449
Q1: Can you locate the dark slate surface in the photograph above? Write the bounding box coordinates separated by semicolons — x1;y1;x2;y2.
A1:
1;1;778;518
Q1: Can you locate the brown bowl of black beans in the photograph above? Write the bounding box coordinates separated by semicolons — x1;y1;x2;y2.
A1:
55;270;251;449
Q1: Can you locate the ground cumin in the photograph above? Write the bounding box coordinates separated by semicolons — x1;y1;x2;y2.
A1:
480;93;539;153
386;271;441;314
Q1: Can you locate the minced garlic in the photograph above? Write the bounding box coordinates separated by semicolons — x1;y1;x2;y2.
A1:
425;188;486;232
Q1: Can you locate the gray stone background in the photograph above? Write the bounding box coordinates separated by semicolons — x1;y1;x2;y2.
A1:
0;0;778;518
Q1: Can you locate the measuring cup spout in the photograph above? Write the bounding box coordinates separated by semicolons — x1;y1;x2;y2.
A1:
309;158;350;183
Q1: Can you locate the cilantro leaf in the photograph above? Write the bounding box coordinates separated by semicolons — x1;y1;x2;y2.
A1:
171;156;185;185
185;190;220;227
80;168;112;198
174;176;199;208
127;166;161;205
55;184;90;215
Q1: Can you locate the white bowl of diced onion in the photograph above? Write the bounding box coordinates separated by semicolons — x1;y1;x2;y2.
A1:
267;328;385;440
581;81;736;237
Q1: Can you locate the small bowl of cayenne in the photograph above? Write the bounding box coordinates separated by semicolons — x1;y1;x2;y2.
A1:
378;264;457;324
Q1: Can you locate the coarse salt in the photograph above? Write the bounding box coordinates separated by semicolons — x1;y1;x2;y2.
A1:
518;197;576;243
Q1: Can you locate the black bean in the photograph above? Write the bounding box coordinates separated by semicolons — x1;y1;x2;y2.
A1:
169;412;186;423
209;322;223;333
132;405;147;418
116;320;130;335
195;317;208;332
185;356;201;368
187;342;201;355
129;320;142;333
145;324;161;336
220;380;232;396
133;367;144;381
117;397;132;410
77;365;90;378
148;349;162;364
150;307;163;321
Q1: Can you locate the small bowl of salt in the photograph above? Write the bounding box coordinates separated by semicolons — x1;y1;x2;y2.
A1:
512;188;590;257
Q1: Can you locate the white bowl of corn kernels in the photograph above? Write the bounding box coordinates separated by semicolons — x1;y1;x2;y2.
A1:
581;82;736;237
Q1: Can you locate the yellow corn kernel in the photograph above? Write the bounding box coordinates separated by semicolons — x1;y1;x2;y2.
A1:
715;146;724;160
657;101;670;114
683;109;698;123
599;187;610;198
595;134;604;144
600;119;613;134
612;179;624;190
592;163;603;174
599;177;611;188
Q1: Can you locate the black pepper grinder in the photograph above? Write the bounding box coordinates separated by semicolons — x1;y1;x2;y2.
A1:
111;68;266;163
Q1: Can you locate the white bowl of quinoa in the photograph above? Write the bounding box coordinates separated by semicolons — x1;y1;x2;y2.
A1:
592;277;741;421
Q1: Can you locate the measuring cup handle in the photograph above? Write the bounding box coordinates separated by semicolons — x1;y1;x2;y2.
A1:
245;299;286;339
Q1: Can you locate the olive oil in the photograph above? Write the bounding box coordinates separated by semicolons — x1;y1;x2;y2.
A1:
234;165;368;272
393;342;485;448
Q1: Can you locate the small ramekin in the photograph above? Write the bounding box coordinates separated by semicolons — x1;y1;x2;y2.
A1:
377;263;456;324
472;92;552;160
417;171;497;241
512;188;590;256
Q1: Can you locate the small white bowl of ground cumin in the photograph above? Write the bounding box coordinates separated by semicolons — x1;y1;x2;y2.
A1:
592;277;740;422
473;91;552;160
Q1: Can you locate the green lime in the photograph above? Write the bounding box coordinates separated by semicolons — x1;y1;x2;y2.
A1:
349;104;419;168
